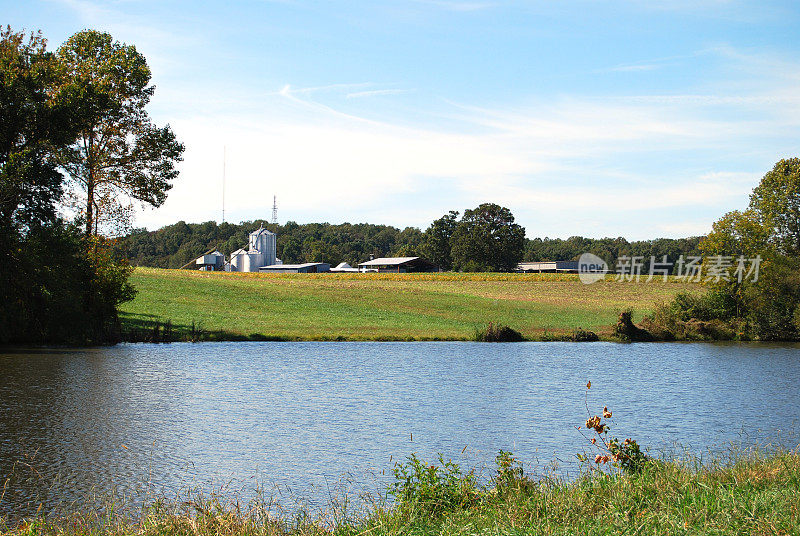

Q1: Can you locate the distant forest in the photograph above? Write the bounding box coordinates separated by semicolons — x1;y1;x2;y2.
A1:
116;219;703;272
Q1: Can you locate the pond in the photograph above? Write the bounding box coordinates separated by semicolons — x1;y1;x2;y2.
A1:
1;341;799;516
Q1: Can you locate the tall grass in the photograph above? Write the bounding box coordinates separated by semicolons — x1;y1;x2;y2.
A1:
3;447;797;535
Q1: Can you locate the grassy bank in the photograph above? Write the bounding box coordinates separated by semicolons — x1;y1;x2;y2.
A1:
119;268;699;342
4;449;798;535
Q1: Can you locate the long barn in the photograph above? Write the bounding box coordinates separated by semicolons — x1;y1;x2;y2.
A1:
357;257;438;273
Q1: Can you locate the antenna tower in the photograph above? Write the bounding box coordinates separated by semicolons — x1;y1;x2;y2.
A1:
271;195;278;225
222;146;226;223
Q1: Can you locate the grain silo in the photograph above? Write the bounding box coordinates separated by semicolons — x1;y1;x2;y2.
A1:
230;226;277;272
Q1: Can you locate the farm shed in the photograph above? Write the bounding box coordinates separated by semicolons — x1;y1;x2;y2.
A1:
258;262;330;273
330;262;359;273
516;261;579;273
358;257;438;273
195;251;225;271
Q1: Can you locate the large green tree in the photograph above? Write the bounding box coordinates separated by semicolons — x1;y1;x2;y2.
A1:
420;210;459;270
683;158;800;340
1;27;71;341
0;27;72;235
749;158;800;256
450;203;525;272
0;27;135;344
699;209;771;258
56;30;184;236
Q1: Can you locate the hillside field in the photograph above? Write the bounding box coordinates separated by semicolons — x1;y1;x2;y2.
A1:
119;268;700;341
121;268;698;340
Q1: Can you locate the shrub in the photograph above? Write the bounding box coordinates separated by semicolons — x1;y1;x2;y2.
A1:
473;322;524;342
388;453;481;516
613;310;653;342
492;450;532;495
743;255;800;340
571;328;599;342
666;289;738;323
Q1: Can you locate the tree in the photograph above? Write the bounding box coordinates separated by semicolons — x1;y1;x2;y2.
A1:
659;158;800;340
749;158;800;256
699;209;771;258
420;211;459;270
450;203;525;272
56;30;184;236
0;27;135;344
1;27;71;341
280;237;302;263
0;27;72;235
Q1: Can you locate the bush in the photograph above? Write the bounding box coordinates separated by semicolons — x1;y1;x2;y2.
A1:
473;322;525;342
389;453;481;516
644;255;800;341
492;450;532;495
571;328;599;342
668;290;736;322
0;223;135;344
613;310;653;342
743;255;800;340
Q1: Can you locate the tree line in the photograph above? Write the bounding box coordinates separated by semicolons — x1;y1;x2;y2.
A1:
1;27;183;344
117;202;702;273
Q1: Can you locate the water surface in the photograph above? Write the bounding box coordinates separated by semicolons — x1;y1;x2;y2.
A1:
1;341;799;516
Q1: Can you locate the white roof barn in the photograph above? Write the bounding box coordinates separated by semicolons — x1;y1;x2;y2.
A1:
357;257;437;273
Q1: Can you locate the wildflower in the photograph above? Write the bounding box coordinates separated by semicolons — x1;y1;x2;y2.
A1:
603;406;612;418
587;381;591;389
590;438;596;444
595;455;603;464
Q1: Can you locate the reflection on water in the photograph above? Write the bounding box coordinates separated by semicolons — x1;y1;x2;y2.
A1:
1;341;799;516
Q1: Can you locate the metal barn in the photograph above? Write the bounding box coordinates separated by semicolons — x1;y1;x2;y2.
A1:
357;257;438;273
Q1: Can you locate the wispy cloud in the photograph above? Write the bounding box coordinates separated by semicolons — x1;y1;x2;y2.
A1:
149;52;795;239
275;83;374;97
43;0;797;239
411;0;498;12
346;88;412;99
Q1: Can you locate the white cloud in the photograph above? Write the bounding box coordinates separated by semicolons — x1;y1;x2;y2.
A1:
40;0;800;238
346;89;412;99
138;73;781;238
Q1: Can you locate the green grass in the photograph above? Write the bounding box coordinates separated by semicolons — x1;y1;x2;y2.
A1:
119;268;701;341
4;449;798;535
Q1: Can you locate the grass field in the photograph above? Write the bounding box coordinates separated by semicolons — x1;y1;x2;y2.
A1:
119;268;700;341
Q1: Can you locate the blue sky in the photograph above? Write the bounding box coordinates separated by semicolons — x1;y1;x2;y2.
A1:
6;0;800;238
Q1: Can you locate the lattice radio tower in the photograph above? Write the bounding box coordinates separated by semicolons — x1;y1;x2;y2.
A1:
271;195;278;225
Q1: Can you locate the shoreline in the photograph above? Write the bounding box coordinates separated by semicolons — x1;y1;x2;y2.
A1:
2;448;797;534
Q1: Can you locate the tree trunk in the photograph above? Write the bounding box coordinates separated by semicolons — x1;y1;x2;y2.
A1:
85;133;95;236
85;178;94;236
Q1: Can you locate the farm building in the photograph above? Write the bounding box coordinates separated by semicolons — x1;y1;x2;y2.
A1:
330;262;359;273
358;257;438;273
229;226;279;272
195;251;225;271
516;261;579;273
259;262;330;273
